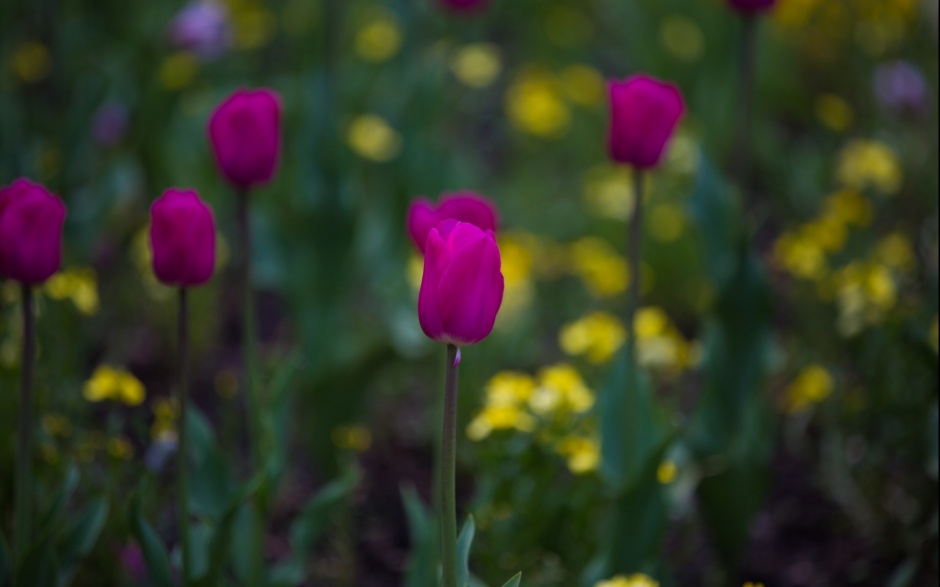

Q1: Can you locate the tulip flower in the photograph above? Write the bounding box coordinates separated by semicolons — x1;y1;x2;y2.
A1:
726;0;777;14
438;0;489;13
208;88;281;189
418;220;504;347
407;192;499;253
149;188;216;287
607;75;685;170
0;178;67;285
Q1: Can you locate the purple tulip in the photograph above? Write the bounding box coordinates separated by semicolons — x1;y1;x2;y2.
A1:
407;192;499;253
608;75;685;169
418;220;504;346
873;61;929;115
438;0;490;13
726;0;777;14
169;0;231;60
149;188;216;287
92;103;129;148
207;88;282;190
0;178;67;284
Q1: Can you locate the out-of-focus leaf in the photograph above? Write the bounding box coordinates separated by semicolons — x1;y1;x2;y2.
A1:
456;516;475;587
290;466;359;556
129;496;174;587
56;497;109;566
193;474;265;587
187;408;236;521
401;485;436;587
502;572;523;587
267;352;304;485
0;529;9;585
16;537;57;587
39;464;79;532
230;503;255;584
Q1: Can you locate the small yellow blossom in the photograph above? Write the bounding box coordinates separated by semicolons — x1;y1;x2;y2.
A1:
773;232;826;280
595;574;659;587
569;237;630;297
451;43;501;88
485;371;537;407
106;436;135;460
45;268;100;315
801;216;847;253
560;65;605;107
534;364;594;414
660;16;704;62
874;232;916;273
159;52;198;91
466;405;536;440
355;17;402;63
649;204;685;243
815;94;854;132
633;307;694;373
743;583;767;587
832;262;898;336
784;364;834;413
559;312;626;364
583;166;635;221
823;190;872;227
505;68;570;138
837;139;902;195
83;365;146;406
12;40;51;84
347;115;401;162
557;436;600;474
495;234;535;328
657;460;678;484
332;425;373;452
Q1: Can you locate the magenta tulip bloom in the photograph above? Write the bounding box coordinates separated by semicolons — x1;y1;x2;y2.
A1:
149;188;216;287
607;75;685;169
726;0;777;14
0;178;66;284
208;88;281;189
438;0;489;13
418;221;504;346
407;192;499;253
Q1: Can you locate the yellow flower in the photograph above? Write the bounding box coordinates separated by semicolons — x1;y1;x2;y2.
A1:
569;237;630;297
583;166;635;221
451;43;501;88
649;203;685;243
355;17;402;63
347;114;401;162
106;436;135;460
832;262;898;336
784;364;833;413
815;94;854;132
159;52;198;91
557;436;600;474
633;307;693;373
635;307;669;339
874;232;915;273
484;371;537;407
83;365;145;405
12;40;51;84
823;190;872;227
743;583;766;587
657;460;678;484
660;16;705;62
773;232;826;280
559;311;626;364
466;405;536;440
534;363;594;414
595;574;659;587
45;268;100;315
495;234;535;328
332;425;373;452
801;215;847;253
505;68;570;138
151;397;180;437
560;65;605;107
836;139;902;195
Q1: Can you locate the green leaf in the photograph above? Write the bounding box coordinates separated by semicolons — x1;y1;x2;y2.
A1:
0;530;9;585
39;463;79;533
290;466;359;556
56;497;109;566
129;496;174;587
266;352;303;486
687;150;743;291
456;516;475;587
15;537;57;587
502;573;523;587
401;485;436;587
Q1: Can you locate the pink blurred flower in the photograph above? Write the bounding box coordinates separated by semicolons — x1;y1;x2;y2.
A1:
119;543;148;582
149;188;216;287
208;88;282;190
874;61;929;115
418;220;504;346
169;0;231;60
0;178;67;284
407;192;499;253
438;0;490;13
726;0;778;15
607;75;685;169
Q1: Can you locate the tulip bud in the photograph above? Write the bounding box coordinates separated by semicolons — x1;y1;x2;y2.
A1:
149;188;216;287
607;75;685;169
438;0;489;13
725;0;777;14
0;178;67;284
407;192;499;253
207;88;281;189
418;220;504;346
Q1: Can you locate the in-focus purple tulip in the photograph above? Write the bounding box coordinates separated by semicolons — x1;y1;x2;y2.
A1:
208;88;281;190
149;188;216;287
169;0;231;60
0;178;67;284
438;0;490;13
418;220;504;346
726;0;778;14
407;192;499;253
607;75;685;169
873;61;929;115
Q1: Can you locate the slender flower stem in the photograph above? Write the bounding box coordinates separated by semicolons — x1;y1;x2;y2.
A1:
734;15;758;204
440;344;460;587
14;284;35;579
626;171;645;360
177;288;192;584
238;190;266;587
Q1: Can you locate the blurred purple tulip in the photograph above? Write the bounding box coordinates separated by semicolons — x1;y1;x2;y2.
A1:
0;178;67;285
608;75;685;169
92;103;129;148
169;0;231;60
150;188;216;287
873;61;929;115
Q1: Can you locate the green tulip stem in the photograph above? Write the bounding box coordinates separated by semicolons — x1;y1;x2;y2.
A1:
441;344;460;587
627;171;645;362
238;189;265;586
177;287;192;584
735;15;758;202
14;284;35;580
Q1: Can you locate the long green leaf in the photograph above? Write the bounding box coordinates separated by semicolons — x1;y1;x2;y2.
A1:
502;573;523;587
56;497;109;566
129;497;174;587
456;516;475;587
290;466;359;555
401;485;436;587
39;464;79;533
195;474;266;587
0;530;9;585
16;537;57;587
